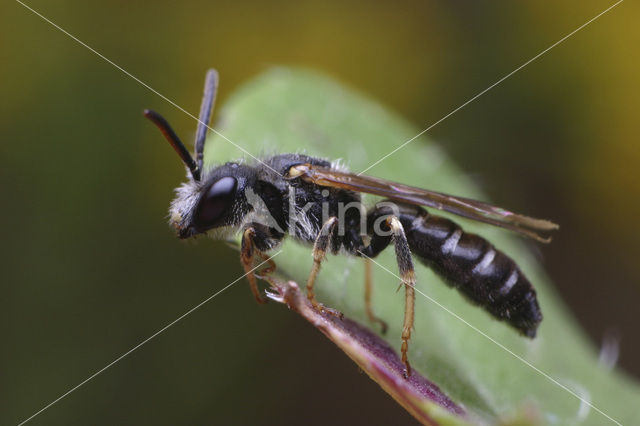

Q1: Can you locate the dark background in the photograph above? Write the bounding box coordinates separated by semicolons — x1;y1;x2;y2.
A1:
2;1;638;424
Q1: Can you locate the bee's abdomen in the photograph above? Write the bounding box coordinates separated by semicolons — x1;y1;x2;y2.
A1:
397;206;542;337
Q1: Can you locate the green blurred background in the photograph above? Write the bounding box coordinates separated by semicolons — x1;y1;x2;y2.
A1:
2;0;638;424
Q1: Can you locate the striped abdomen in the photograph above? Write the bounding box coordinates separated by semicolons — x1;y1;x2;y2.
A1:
395;204;542;337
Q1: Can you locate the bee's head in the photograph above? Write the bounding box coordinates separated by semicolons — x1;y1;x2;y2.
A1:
168;163;255;239
144;69;253;239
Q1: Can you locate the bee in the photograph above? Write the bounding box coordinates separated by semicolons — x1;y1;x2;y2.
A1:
144;69;558;377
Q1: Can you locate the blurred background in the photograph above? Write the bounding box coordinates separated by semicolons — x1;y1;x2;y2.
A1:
2;0;638;424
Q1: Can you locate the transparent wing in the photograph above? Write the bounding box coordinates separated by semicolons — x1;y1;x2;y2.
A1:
290;164;559;243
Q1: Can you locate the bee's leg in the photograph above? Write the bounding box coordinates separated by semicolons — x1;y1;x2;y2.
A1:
241;223;285;303
385;216;416;378
360;211;416;377
306;217;343;318
364;258;388;334
241;227;267;304
256;251;277;279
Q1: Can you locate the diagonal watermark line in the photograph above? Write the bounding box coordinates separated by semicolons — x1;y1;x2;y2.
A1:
17;251;282;426
361;253;621;425
358;0;624;176
15;0;281;176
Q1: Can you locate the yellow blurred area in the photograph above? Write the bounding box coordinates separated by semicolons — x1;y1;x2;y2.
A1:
578;5;640;239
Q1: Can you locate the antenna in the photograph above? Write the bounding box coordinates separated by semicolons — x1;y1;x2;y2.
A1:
194;69;219;175
143;109;200;181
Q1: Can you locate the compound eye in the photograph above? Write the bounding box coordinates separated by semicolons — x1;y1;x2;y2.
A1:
194;176;237;229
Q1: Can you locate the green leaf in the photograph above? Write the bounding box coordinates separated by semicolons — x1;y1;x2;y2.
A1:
204;67;640;425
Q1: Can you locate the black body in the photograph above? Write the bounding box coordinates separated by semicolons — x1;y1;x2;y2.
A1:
364;203;542;336
146;68;545;360
193;153;542;337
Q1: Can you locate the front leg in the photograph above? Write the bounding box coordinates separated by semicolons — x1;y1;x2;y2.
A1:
306;217;343;318
241;228;267;304
241;223;284;304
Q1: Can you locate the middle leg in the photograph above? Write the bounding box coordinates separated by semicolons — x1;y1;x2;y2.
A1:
364;258;389;334
306;217;342;318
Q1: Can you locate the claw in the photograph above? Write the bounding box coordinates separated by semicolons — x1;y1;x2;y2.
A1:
264;288;284;303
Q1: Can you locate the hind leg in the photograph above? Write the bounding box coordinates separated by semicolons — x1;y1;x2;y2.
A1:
360;211;416;377
386;216;416;377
